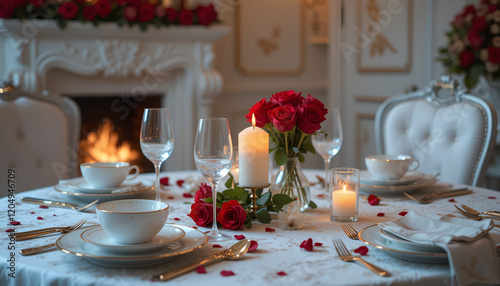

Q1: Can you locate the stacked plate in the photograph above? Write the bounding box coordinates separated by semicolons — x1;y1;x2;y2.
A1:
358;224;448;263
359;171;436;196
56;224;207;268
54;177;154;202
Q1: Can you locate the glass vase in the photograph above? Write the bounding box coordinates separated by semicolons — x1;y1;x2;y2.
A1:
270;157;311;212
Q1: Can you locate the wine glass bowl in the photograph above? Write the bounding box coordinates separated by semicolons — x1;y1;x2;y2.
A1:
140;108;174;202
194;118;233;242
312;108;343;192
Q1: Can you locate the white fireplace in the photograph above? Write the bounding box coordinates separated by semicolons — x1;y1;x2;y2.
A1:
0;19;230;171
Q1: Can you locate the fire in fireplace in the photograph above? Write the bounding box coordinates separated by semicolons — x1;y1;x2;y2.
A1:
71;95;162;174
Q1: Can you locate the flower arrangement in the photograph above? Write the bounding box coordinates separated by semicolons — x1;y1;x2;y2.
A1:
0;0;218;31
246;90;328;165
187;174;313;229
438;0;500;89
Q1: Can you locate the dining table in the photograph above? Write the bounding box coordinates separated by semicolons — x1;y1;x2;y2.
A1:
1;169;500;286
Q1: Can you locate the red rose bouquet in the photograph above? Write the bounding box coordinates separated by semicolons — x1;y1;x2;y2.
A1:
245;91;327;211
438;0;500;89
0;1;218;31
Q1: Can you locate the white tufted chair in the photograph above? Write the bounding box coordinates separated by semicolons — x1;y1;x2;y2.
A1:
375;76;497;186
0;85;81;197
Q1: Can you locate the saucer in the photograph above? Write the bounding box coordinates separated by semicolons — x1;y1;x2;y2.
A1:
360;171;423;186
57;224;207;268
80;225;185;254
54;179;154;203
360;175;436;196
62;177;142;194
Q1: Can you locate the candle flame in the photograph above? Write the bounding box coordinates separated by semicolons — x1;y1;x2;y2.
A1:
343;184;346;191
252;113;256;129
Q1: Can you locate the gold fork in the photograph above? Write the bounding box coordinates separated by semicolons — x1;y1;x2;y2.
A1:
460;204;500;218
332;239;391;277
341;224;359;240
403;188;471;204
454;205;500;227
16;219;87;240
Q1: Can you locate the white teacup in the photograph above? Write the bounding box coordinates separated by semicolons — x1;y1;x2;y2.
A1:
96;199;169;244
80;162;139;189
365;155;419;180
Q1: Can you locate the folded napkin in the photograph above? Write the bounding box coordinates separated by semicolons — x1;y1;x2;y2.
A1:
379;211;500;286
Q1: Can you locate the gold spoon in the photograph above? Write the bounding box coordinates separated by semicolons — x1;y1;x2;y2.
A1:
152;239;251;281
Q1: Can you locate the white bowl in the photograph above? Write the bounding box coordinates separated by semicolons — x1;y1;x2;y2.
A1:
96;199;169;244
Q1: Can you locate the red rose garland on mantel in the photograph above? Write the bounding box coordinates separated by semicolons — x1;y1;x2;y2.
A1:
0;1;219;31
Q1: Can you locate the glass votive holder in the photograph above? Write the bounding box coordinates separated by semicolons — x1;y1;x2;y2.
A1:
329;168;360;222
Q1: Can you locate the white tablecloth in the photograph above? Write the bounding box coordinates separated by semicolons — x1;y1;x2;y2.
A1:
1;170;499;286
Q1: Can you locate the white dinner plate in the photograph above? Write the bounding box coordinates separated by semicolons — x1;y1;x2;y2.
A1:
54;179;154;203
80;225;185;254
57;224;207;268
358;225;448;264
378;228;445;253
360;171;423;186
360;175;436;196
64;177;143;194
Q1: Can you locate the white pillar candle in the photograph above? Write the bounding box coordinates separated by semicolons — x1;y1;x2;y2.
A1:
238;115;269;187
331;185;357;217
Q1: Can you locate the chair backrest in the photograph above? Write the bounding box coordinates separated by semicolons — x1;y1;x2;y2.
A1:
0;85;81;196
375;75;497;186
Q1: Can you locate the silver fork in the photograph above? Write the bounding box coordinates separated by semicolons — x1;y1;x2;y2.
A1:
341;224;359;240
16;219;87;241
19;223;88;256
21;197;99;212
332;239;391;277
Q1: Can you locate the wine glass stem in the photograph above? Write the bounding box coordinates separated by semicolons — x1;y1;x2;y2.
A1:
324;157;331;192
154;163;161;202
209;180;220;235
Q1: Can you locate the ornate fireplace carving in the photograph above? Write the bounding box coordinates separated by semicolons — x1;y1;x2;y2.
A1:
0;19;230;171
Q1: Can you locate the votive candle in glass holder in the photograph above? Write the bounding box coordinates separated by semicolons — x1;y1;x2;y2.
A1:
329;168;359;222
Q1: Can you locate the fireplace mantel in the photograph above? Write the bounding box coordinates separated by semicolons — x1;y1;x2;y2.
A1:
0;19;230;171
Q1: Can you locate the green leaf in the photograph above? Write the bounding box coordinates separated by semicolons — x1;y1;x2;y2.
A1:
183;202;191;204
203;197;213;204
256;209;271;223
303;141;316;154
272;194;294;207
308;200;318;209
298;153;305;163
57;19;67;30
256;188;263;197
256;191;271;206
223;187;247;201
274;149;287;166
225;173;234;189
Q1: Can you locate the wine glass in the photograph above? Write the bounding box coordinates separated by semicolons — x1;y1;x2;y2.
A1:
140;108;174;202
194;118;233;242
312;108;343;192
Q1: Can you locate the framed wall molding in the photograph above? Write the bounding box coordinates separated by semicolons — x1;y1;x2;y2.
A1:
356;113;377;167
235;0;305;76
356;0;412;73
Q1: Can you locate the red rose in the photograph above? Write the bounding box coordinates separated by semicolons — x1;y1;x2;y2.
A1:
95;0;111;18
489;47;500;64
471;16;487;32
244;98;278;128
453;13;464;28
124;6;138;21
58;1;79;20
188;200;219;227
0;0;14;18
155;4;166;18
178;9;193;25
467;30;483;50
83;6;97;21
217;200;246;230
459;50;474;68
165;7;177;22
116;0;128;6
29;0;45;8
74;0;85;4
296;103;326;134
488;5;497;14
463;4;476;15
197;4;217;26
268;104;297;132
271;90;304;106
139;2;155;23
13;0;28;9
194;183;212;201
303;94;328;116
